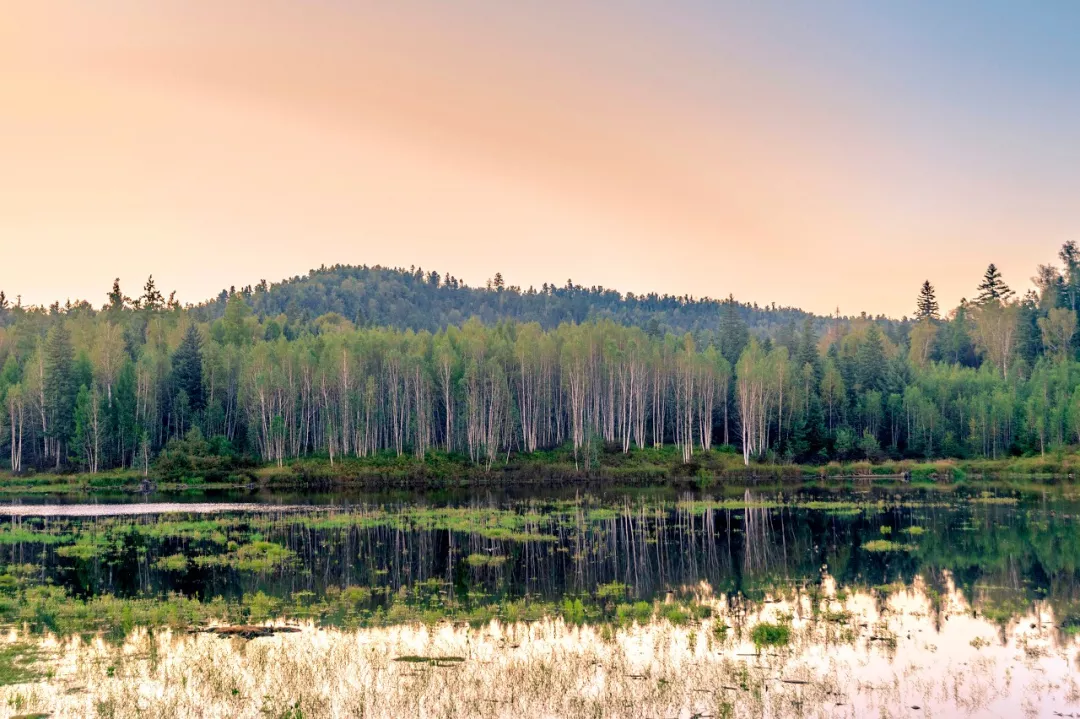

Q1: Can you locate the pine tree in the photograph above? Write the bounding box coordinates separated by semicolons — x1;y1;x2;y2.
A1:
976;264;1014;304
172;324;205;412
915;280;939;320
855;325;887;393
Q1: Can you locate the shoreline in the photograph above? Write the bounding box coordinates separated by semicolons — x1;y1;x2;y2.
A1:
2;447;1080;495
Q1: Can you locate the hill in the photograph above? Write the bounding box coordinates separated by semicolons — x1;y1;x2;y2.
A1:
190;264;837;337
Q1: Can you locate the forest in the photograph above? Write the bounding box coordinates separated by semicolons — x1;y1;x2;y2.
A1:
3;243;1080;475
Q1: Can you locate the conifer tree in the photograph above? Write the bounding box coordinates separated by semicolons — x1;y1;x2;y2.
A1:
172;324;205;411
855;325;887;393
976;264;1014;304
915;280;939;320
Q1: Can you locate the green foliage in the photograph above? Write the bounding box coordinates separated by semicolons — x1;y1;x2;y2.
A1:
154;428;252;482
862;540;914;552
750;622;791;649
172;324;205;411
465;553;506;568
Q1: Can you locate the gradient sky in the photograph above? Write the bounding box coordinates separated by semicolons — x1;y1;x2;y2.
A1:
3;2;1079;317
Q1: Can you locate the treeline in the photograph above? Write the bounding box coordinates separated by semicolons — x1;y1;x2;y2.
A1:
3;244;1080;474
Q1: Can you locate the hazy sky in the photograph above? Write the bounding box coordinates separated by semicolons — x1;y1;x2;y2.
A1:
3;2;1079;317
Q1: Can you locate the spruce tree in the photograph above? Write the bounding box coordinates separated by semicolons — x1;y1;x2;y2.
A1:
915;280;939;320
976;264;1014;304
855;325;887;393
172;324;205;412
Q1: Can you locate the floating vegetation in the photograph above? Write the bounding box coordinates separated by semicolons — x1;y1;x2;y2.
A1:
154;554;190;572
861;540;915;553
193;541;296;571
464;553;507;568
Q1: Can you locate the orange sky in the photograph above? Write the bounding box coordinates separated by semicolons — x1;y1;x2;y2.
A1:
2;2;1078;316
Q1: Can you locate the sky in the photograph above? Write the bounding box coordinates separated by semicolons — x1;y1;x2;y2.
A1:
2;1;1079;317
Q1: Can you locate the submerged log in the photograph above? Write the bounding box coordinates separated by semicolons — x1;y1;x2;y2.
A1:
197;625;302;640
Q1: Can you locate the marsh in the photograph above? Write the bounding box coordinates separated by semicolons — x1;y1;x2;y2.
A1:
0;483;1077;716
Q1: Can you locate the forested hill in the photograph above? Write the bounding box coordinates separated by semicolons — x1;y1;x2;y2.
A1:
191;264;826;336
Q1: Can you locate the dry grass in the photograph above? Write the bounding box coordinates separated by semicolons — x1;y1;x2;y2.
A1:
0;578;1077;718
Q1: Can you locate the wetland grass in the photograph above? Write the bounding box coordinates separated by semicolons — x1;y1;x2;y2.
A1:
0;582;1077;718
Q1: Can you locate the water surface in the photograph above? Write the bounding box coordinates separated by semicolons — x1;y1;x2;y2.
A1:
0;483;1077;631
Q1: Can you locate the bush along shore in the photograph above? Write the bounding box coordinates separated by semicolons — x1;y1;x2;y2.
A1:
5;440;1080;494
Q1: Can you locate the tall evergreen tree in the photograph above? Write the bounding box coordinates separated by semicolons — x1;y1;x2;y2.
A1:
855;325;887;393
976;264;1014;304
172;324;205;412
915;280;939;320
